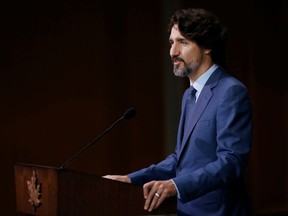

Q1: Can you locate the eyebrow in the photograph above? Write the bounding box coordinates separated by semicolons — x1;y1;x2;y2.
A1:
169;37;188;43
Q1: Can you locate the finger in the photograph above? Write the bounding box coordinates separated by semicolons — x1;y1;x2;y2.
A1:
144;184;160;211
144;188;156;210
143;181;154;199
143;181;166;211
147;183;166;211
147;191;162;212
144;191;156;211
154;192;165;209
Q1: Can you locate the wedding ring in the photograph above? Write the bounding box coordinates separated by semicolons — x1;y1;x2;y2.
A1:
154;192;160;198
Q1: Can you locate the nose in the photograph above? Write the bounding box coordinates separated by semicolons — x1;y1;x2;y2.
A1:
170;43;180;58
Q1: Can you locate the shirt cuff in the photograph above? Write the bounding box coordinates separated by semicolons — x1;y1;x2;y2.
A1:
170;179;181;199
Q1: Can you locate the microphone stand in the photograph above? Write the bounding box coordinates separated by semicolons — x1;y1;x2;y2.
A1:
59;115;125;169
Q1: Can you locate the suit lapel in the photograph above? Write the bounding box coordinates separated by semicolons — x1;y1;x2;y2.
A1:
178;68;223;157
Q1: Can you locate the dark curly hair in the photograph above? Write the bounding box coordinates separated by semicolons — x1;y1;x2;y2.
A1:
168;8;228;67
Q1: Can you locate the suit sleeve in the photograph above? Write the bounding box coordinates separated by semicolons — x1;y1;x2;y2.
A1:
128;154;178;185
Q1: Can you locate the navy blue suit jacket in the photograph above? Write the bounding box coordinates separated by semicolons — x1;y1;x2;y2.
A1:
128;67;253;216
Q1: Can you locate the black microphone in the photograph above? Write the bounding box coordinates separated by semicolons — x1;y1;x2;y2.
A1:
59;107;136;169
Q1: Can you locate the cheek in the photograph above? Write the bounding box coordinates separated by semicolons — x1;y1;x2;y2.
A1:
184;48;203;64
182;53;195;64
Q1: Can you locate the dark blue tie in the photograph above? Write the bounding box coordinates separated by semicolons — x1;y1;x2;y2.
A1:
184;86;197;135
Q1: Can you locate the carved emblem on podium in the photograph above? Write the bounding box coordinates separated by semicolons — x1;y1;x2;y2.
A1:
27;169;41;211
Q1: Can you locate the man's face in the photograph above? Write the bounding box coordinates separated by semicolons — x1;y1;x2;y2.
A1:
169;25;205;77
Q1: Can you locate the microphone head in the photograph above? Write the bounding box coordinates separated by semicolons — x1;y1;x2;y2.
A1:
123;107;136;119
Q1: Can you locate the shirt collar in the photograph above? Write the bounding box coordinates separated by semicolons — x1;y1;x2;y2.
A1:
191;64;218;93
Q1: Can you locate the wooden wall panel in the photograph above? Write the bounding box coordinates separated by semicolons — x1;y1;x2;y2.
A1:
0;1;165;215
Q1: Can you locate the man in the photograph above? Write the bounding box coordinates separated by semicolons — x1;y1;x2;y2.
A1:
104;8;253;216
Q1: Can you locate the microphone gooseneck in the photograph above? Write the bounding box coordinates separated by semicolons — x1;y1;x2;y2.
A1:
59;107;136;170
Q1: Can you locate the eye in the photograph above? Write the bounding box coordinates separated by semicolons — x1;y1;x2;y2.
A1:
180;39;188;45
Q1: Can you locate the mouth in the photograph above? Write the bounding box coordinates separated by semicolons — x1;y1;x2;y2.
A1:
173;60;182;66
172;57;184;66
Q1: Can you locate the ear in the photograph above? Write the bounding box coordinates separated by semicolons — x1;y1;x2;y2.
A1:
204;48;212;54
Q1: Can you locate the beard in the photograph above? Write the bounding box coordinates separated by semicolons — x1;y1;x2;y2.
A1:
172;57;201;77
173;64;192;77
172;57;200;77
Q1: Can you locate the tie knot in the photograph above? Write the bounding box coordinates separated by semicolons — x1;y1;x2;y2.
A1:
188;86;196;96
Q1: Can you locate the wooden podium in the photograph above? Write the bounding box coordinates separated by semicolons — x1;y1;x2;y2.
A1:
14;163;176;216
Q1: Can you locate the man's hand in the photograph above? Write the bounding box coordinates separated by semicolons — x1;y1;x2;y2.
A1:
102;175;131;183
143;180;177;212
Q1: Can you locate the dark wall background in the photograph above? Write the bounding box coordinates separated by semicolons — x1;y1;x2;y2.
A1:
0;0;287;215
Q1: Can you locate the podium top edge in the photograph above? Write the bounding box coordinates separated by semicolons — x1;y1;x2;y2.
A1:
15;163;60;170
